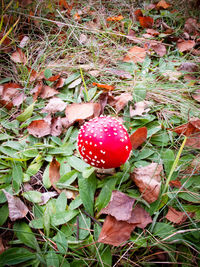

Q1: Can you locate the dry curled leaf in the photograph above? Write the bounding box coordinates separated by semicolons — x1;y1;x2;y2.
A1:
109;93;133;113
123;46;146;63
27;120;51;138
131;163;163;203
184;18;199;34
165;207;193;225
10;48;27;64
39;191;58;205
100;190;135;221
156;0;171;9
130;101;151;117
49;157;61;193
93;82;115;91
130;127;147;149
177;40;195;52
0;83;25;109
127;204;152;228
51;117;63;136
2;190;29;221
139;16;154;28
107;15;124;22
65;102;101;124
42;97;66;113
40;85;59;99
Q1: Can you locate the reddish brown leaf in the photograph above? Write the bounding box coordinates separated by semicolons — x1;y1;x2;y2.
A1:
49;157;61;193
169;180;182;188
146;29;160;36
165;207;193;225
109;93;133;113
127;204;152;228
93;82;115;91
192;89;200;102
107;15;124;22
0;238;5;255
186;133;200;149
45;74;61;82
131;163;162;203
98;215;136;246
177;40;195;52
134;9;143;21
27;120;51;138
65;102;101;124
42;97;66;113
0;83;25;108
139;16;154;28
123;46;146;63
178;62;199;73
51;117;63;136
156;0;171;9
149;43;167;57
10;48;27;64
184;18;198;34
31;81;43;101
40;85;59;99
100;190;135;221
27;67;44;82
2;190;29;221
130;127;147;149
172;117;200;136
59;0;73;14
55;77;65;88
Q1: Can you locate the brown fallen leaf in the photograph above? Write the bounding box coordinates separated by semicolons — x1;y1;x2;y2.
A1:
169;180;182;188
51;117;63;136
98;215;136;246
10;47;27;64
2;190;29;221
55;77;65;89
49;157;61;193
165;207;193;225
0;83;25;109
156;0;171;9
146;29;160;36
131;163;163;203
171;117;200;136
40;85;59;99
134;9;143;21
19;36;29;48
127;204;152;228
106;68;132;79
109;93;133;113
42;97;66;113
178;62;199;73
27;120;51;138
185;133;200;149
184;18;199;34
139;16;154;29
65;102;101;124
107;15;124;22
45;74;61;82
123;46;146;63
99;191;135;221
31;81;43;101
130;101;151;117
177;40;195;52
93;82;115;91
0;238;5;255
149;42;167;57
130;127;147;150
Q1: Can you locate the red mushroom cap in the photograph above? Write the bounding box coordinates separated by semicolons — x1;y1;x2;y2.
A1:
77;116;132;169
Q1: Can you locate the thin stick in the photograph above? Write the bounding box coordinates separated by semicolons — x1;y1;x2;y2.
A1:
82;210;102;227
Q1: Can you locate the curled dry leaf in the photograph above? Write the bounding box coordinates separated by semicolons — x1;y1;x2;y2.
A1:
65;102;101;124
40;85;59;99
98;215;136;246
149;42;167;57
139;16;154;29
93;82;115;91
130;127;147;149
109;93;133;113
51;117;63;136
2;189;29;221
27;119;51;138
123;46;146;63
178;62;199;73
107;15;124;22
100;191;135;221
184;18;199;34
10;48;27;64
127;204;152;228
49;157;61;193
131;163;163;203
0;83;25;109
55;77;65;89
177;40;195;52
165;207;193;225
31;81;43;101
39;191;58;205
42;97;66;113
156;0;171;9
130;101;151;117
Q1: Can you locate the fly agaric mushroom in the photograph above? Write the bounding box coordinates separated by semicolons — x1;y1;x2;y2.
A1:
77;116;132;169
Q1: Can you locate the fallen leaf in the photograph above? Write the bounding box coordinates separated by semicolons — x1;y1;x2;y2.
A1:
172;117;200;136
169;180;182;188
93;82;115;91
146;29;160;36
0;83;25;108
49;157;61;193
130;127;147;149
185;133;200;149
40;85;59;99
109;93;133;113
2;190;29;221
134;9;143;21
0;238;5;255
130;101;151;117
177;40;195;52
131;163;162;203
184;18;199;34
31;81;43;101
178;62;199;73
19;36;29;48
107;15;124;22
149;42;167;57
165;207;193;225
45;74;61;82
42;97;66;113
123;46;147;63
162;70;182;82
39;191;58;205
156;0;171;9
73;12;81;21
51;117;63;136
138;16;154;28
127;204;152;228
10;48;27;64
27;67;44;82
65;102;101;124
98;215;136;246
106;68;132;79
100;191;135;221
27;120;51;138
55;77;65;88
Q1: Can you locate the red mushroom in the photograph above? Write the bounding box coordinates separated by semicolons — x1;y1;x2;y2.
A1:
77;116;132;169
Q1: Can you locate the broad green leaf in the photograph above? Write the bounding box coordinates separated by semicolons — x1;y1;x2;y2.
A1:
48;143;74;156
95;178;117;214
13;222;40;250
43;205;51;237
65;72;80;85
78;213;91;239
178;192;200;203
134;148;154;161
0;247;36;265
162;149;176;178
53;231;68;254
51;209;79;226
23;191;42;203
2;141;23;150
98;246;112;267
46;251;59;267
43;164;51;189
133;86;147;102
151;131;170;147
69;195;83;210
153;222;182;242
57;170;78;188
26;161;43;176
29;218;44;229
0;146;19;158
78;173;97;216
16;102;35;122
21;148;39;158
68;78;82;88
0;203;9;226
44;68;52;79
56;191;67;212
68;156;89;172
12;162;23;193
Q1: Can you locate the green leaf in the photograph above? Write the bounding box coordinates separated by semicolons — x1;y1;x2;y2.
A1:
43;164;51;189
44;68;52;79
53;231;68;254
56;191;67;212
69;195;83;210
78;173;97;216
23;191;42;203
153;222;182;242
26;160;43;176
12;162;23;193
21;148;39;158
0;247;36;265
95;178;117;214
78;213;91;239
57;170;78;188
16;102;35;122
68;156;89;172
29;218;44;229
0;204;9;226
13;221;40;251
46;251;59;267
162;149;176;178
65;72;80;85
43;204;51;237
178;192;200;203
133;86;147;102
51;209;79;226
98;246;112;267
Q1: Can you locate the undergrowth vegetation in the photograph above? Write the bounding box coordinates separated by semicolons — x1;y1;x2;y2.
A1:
0;0;200;266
